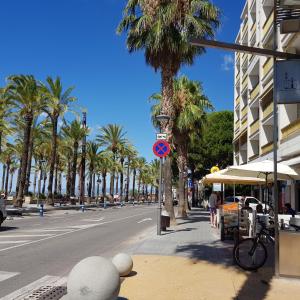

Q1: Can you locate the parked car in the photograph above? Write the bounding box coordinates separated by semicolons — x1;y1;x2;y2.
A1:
224;196;269;211
0;196;7;227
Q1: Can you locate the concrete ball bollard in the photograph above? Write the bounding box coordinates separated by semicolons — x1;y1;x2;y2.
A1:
112;253;133;277
67;256;120;300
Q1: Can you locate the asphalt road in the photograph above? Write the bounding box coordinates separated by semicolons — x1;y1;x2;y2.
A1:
0;205;156;298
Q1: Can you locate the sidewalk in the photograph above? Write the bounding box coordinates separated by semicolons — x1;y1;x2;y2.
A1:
119;208;300;300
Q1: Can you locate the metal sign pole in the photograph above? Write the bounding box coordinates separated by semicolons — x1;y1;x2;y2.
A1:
273;0;280;277
157;157;163;235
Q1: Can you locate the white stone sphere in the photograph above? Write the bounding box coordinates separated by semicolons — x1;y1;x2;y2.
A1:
112;253;133;277
67;256;120;300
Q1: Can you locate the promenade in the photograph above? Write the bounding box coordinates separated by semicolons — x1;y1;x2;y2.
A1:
119;209;300;300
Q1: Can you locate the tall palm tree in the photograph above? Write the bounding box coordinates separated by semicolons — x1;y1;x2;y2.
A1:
86;141;100;199
96;124;127;197
96;151;113;201
62;119;88;201
151;76;213;216
41;76;76;203
6;75;43;206
118;0;220;221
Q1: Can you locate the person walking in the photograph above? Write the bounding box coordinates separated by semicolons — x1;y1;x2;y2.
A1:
209;191;218;228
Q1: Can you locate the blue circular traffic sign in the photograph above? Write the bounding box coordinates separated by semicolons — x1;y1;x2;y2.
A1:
153;140;171;158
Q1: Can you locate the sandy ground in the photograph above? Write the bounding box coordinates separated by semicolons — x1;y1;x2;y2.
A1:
119;255;300;300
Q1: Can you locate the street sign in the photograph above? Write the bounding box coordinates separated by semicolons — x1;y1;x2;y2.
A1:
156;133;167;140
153;140;171;158
280;0;300;8
275;60;300;104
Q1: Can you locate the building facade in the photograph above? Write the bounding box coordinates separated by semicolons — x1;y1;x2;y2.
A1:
233;0;300;211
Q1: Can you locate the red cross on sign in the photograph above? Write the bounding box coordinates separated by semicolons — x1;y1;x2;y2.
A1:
153;140;171;158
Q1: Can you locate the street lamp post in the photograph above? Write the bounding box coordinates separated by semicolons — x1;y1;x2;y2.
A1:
155;114;170;236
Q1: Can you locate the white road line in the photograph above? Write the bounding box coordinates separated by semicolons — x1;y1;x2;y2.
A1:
0;271;20;283
0;234;53;238
0;211;152;253
81;218;104;222
0;241;31;244
137;218;153;224
1;275;67;300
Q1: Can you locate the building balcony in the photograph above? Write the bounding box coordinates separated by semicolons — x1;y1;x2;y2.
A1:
241;117;248;132
281;118;300;141
235;122;240;136
236;52;241;62
262;102;273;119
242;23;248;40
236;71;240;81
261;141;273;155
235;95;241;107
241;106;248;119
250;84;260;102
250;22;256;40
263;57;273;78
250;119;259;136
242;75;248;91
262;12;274;39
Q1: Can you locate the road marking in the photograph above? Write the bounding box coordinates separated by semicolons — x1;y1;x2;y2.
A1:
0;211;153;253
1;275;67;300
82;218;104;222
0;234;53;238
0;271;20;283
137;218;153;224
0;240;31;244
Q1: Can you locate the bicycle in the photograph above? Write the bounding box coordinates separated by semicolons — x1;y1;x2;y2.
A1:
233;216;274;271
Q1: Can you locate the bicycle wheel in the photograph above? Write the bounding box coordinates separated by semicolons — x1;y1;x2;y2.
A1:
233;238;267;271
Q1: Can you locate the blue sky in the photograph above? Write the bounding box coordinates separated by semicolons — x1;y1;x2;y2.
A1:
0;0;244;161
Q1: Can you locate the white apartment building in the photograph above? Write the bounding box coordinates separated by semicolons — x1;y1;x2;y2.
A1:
233;0;300;211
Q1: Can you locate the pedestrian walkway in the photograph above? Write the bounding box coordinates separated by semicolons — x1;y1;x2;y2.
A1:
120;208;300;300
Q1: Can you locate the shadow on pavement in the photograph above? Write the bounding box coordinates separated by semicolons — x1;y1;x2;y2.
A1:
0;226;19;232
162;228;198;235
174;208;274;300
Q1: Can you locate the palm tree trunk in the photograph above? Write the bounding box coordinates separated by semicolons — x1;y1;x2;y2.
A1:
70;142;79;197
137;176;141;201
1;164;6;191
42;174;47;195
33;167;38;197
132;169;136;200
102;172;107;200
150;185;153;202
16;113;33;207
16;159;22;195
38;165;42;198
54;154;59;196
125;158;130;201
92;173;96;198
115;173;119;195
96;174;100;199
5;162;10;196
47;115;58;204
9;170;14;194
109;173;114;197
161;67;176;223
120;158;124;201
24;131;34;195
58;172;62;195
176;134;188;218
66;159;71;199
88;169;93;198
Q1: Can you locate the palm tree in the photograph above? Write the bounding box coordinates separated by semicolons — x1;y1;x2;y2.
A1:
96;124;127;197
150;159;160;201
2;144;16;196
118;0;220;221
151;76;213;216
41;76;76;204
96;151;113;201
86;141;100;199
62;119;88;202
136;157;146;201
6;75;43;206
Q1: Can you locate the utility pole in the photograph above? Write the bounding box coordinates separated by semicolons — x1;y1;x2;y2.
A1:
79;112;87;205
